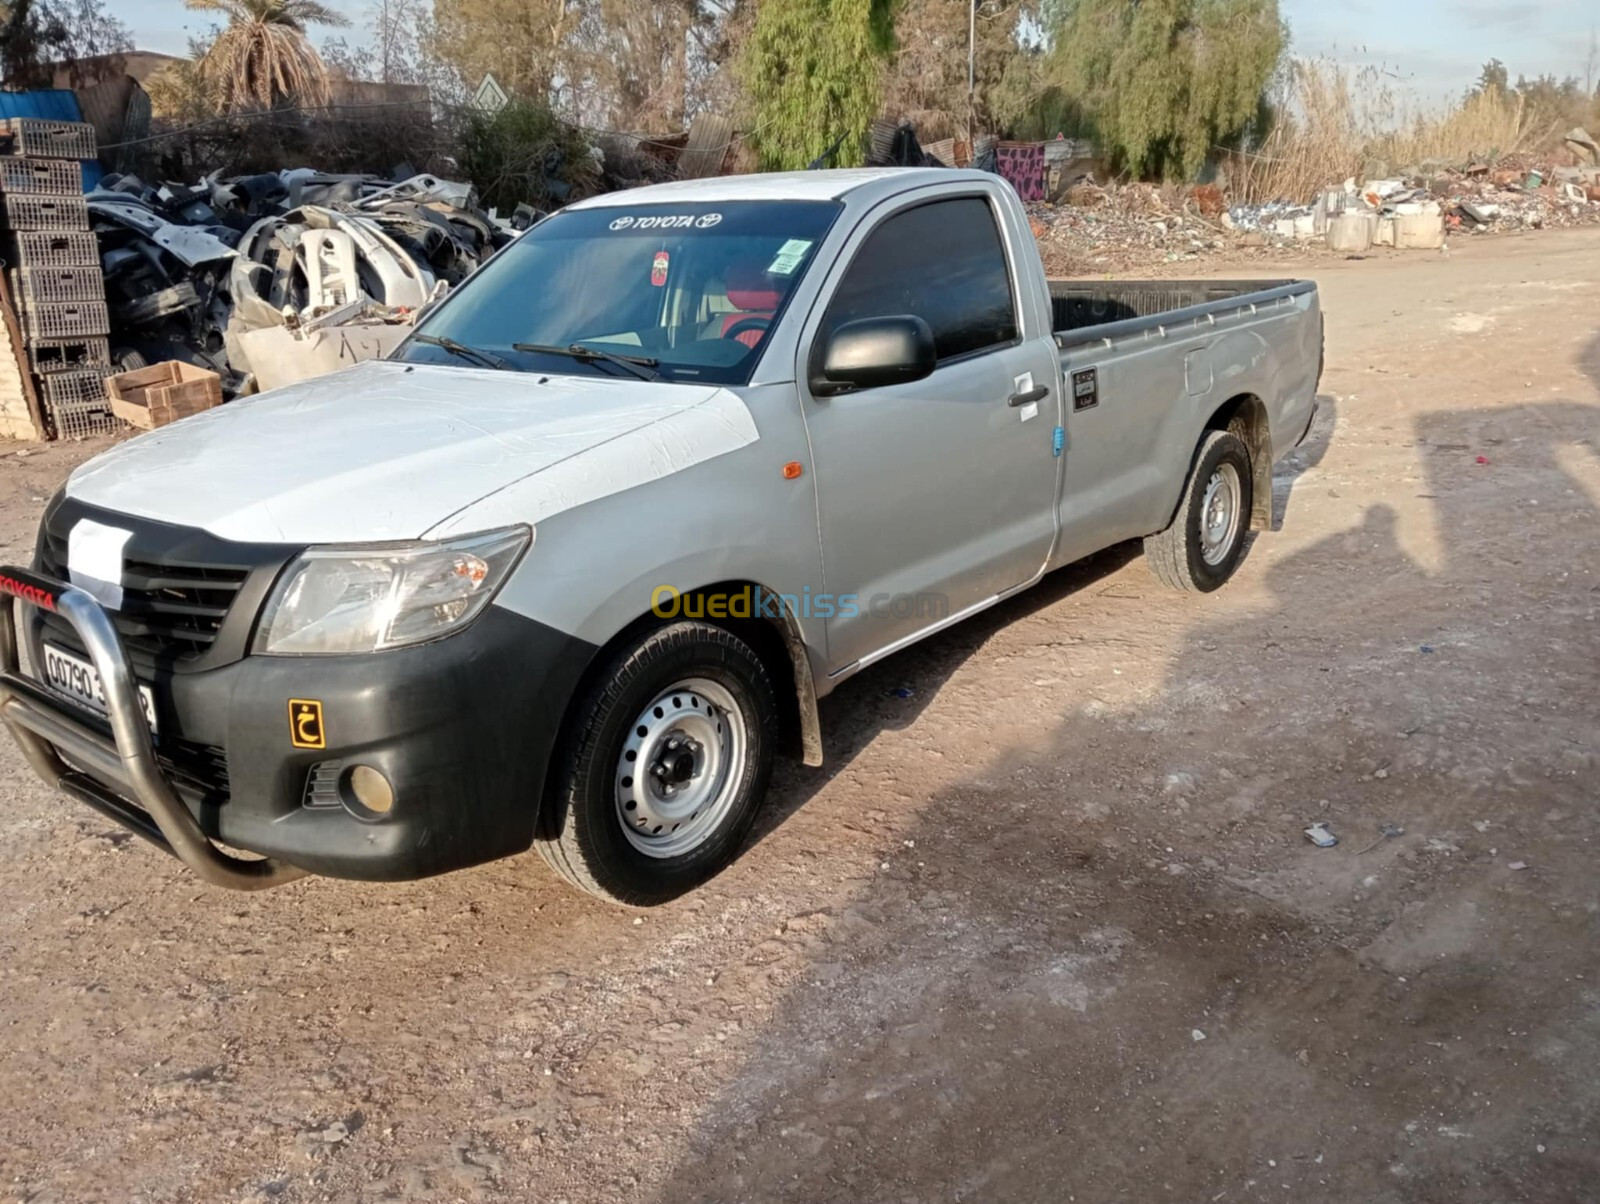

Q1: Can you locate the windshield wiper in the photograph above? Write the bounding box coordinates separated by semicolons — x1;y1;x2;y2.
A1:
412;333;510;370
512;342;660;382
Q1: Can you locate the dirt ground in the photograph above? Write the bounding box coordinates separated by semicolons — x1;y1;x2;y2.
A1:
1;229;1598;1204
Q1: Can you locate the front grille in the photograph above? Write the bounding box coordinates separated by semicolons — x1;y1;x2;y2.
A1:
159;737;231;803
54;731;229;805
37;530;250;664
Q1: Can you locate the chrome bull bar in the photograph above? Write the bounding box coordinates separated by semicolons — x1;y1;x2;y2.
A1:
0;565;305;890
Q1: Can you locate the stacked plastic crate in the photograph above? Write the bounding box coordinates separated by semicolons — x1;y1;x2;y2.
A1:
0;118;114;439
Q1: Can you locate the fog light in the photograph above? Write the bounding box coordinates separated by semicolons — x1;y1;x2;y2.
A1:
344;764;394;816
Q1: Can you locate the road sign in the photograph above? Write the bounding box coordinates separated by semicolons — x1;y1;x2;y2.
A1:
472;73;509;114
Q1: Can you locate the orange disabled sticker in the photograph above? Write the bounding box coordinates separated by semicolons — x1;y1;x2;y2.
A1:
289;699;326;749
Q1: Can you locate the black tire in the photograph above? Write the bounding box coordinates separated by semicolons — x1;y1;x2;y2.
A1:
537;621;778;905
1144;430;1254;592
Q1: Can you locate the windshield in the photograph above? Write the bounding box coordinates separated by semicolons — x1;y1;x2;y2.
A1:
396;200;841;385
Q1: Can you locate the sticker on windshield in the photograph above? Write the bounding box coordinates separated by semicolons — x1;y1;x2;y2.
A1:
767;238;812;276
607;213;723;232
651;250;670;287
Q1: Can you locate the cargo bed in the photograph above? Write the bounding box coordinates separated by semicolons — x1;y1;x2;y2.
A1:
1049;279;1314;344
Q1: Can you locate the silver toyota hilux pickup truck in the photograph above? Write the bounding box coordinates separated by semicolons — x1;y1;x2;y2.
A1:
0;168;1321;903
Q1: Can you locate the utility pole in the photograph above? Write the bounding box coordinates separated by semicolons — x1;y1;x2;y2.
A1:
379;0;393;84
968;0;977;144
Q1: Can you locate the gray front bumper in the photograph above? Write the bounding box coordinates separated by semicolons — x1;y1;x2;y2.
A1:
0;565;306;890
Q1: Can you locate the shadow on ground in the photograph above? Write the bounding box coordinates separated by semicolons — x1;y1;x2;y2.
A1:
749;394;1341;855
650;391;1600;1203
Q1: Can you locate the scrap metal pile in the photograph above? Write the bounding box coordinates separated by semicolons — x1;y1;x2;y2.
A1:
89;168;521;395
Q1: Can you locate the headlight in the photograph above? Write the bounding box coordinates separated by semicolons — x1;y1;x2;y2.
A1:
254;527;531;655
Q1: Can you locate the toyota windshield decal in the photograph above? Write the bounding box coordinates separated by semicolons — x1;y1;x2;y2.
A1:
607;213;724;231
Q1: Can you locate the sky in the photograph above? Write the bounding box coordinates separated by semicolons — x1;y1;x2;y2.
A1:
1281;0;1599;100
118;0;1600;105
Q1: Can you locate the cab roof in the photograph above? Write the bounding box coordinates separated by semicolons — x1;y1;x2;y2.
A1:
565;167;991;209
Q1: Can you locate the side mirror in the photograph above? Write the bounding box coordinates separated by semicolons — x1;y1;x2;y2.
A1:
810;315;936;396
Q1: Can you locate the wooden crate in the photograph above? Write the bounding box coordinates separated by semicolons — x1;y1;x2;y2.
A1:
106;360;221;429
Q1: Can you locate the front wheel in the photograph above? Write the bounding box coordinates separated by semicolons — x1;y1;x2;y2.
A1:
537;621;778;904
1144;430;1254;592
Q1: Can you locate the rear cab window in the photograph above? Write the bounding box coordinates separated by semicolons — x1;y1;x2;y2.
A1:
398;200;842;385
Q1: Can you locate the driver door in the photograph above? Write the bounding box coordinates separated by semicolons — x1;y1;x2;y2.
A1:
798;191;1062;672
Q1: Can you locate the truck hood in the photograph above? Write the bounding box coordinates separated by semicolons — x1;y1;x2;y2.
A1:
66;360;758;544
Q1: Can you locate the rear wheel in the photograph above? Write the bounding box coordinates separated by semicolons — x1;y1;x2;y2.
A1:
1144;430;1253;592
538;622;778;904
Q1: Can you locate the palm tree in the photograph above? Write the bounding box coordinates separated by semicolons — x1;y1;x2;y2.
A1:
186;0;350;112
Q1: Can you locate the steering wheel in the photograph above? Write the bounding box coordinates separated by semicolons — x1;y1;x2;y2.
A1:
722;316;773;345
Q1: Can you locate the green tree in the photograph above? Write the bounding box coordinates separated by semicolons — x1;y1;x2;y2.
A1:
738;0;896;170
320;0;463;104
1026;0;1283;178
567;0;701;129
146;35;219;121
881;0;1035;137
186;0;349;111
1473;58;1509;95
430;0;579;106
1512;72;1590;134
456;97;599;210
0;0;131;88
425;0;749;129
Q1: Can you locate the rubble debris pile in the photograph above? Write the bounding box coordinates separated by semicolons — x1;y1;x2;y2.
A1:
1028;182;1249;275
1227;158;1600;247
1028;153;1600;275
89;167;518;398
1441;154;1600;235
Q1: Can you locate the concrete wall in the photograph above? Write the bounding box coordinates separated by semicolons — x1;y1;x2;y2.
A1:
0;325;41;440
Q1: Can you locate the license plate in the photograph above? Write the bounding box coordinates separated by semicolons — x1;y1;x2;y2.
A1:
40;644;158;733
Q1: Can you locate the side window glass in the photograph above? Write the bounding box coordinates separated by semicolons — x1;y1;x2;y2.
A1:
821;197;1018;364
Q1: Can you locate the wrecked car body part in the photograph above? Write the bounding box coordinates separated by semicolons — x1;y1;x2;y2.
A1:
110;280;200;326
354;173;477;212
205;170;288;219
87;195;238;266
284;171;383;209
231;206;434;317
221;209;435;382
238;309;416;393
88;166;497;402
300;228;363;311
315;208;434;310
237;210;432;312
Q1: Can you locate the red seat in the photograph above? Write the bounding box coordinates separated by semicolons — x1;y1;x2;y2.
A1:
721;264;782;348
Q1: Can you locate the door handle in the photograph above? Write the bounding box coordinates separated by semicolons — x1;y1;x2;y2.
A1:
1008;385;1049;407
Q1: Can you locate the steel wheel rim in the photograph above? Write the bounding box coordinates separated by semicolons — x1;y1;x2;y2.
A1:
615;677;746;859
1199;462;1243;566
